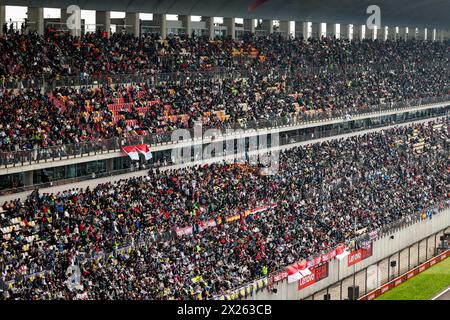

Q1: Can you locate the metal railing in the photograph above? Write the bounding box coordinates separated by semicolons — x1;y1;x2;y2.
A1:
0;95;448;169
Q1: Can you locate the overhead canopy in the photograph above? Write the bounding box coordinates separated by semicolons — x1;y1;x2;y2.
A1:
4;0;450;29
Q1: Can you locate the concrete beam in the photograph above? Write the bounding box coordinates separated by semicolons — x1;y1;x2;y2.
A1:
28;7;44;35
180;15;192;37
96;11;111;37
223;17;235;39
125;12;140;37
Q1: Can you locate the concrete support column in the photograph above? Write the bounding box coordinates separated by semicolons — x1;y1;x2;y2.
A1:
326;23;337;38
311;22;320;38
353;24;364;40
223;17;235;39
279;20;292;39
0;6;5;36
28;7;44;35
410;27;418;39
202;16;214;40
96;11;111;37
106;158;114;172
378;26;392;41
366;26;376;40
399;27;408;40
444;29;450;41
243;18;255;35
261;19;273;34
295;21;308;39
340;24;350;39
153;14;167;39
318;23;326;38
430;29;436;41
389;27;398;40
23;171;33;186
418;28;426;40
180;15;192;37
125;12;140;37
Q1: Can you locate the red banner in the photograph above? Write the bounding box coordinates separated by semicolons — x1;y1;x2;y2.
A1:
298;262;329;290
348;243;373;267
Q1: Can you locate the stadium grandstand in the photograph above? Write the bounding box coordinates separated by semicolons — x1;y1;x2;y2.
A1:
0;0;449;303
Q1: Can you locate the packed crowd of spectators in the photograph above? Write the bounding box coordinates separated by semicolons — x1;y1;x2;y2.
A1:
1;118;448;299
0;34;448;152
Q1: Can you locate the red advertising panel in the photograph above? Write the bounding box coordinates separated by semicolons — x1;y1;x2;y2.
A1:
298;262;329;290
348;243;373;267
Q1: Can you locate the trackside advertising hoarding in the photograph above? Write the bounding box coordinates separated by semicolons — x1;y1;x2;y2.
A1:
359;249;450;300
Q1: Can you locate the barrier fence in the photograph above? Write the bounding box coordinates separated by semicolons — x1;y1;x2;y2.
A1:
358;249;450;300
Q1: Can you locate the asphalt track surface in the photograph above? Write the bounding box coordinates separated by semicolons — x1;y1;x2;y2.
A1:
432;286;450;300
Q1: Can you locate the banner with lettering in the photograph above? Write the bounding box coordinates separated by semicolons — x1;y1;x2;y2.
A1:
348;243;373;267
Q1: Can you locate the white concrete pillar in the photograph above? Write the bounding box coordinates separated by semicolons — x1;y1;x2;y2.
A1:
23;171;33;187
153;14;167;39
326;23;337;38
243;18;255;35
353;25;364;40
279;20;292;38
389;27;398;40
410;27;418;39
444;29;450;41
295;21;308;39
340;24;350;39
318;23;326;38
96;11;111;37
380;26;388;41
180;15;192;37
201;16;214;40
431;29;436;41
223;17;235;39
0;6;5;36
311;22;320;38
125;12;140;37
28;7;44;35
261;19;273;34
399;27;408;40
418;28;426;40
366;26;376;40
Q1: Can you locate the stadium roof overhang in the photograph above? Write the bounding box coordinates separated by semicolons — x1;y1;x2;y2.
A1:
2;0;450;29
